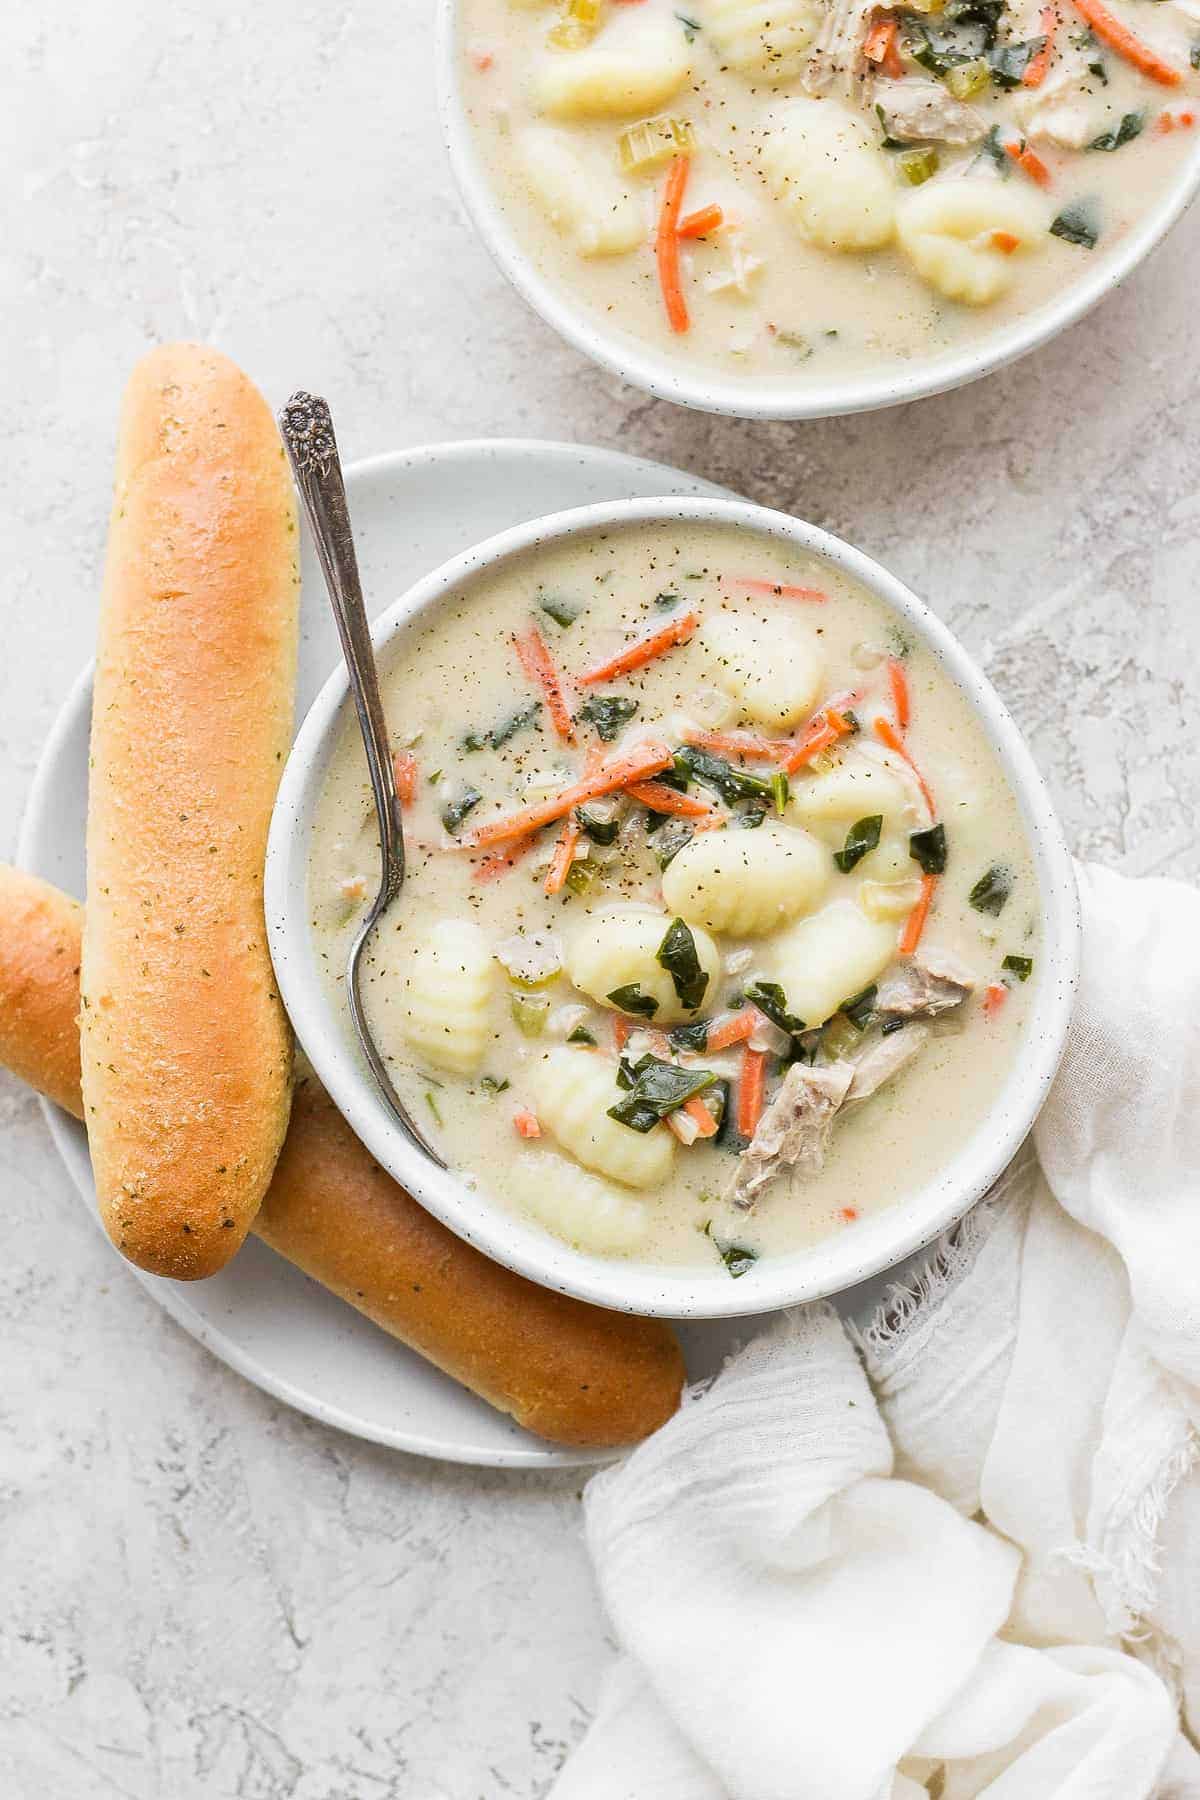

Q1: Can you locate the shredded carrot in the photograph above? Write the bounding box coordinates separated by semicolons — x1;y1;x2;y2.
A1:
463;741;674;848
576;611;698;686
626;781;715;818
864;14;905;78
681;726;788;761
887;659;911;730
472;836;539;884
874;715;936;816
392;750;419;805
656;155;691;334
470;48;495;70
737;1047;768;1138
544;818;581;896
841;1206;860;1223
1070;0;1182;83
512;625;576;743
1022;5;1058;85
1156;107;1197;131
678;204;724;239
781;705;857;775
983;982;1009;1018
991;230;1021;254
513;1107;541;1139
613;1016;631;1051
723;576;828;604
706;1008;758;1052
680;1093;719;1139
900;874;938;955
1004;138;1053;187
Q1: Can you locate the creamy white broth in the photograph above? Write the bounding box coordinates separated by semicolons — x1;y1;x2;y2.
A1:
457;0;1199;386
307;521;1039;1276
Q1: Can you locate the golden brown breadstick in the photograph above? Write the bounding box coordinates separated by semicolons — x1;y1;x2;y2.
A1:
0;865;684;1445
82;344;300;1278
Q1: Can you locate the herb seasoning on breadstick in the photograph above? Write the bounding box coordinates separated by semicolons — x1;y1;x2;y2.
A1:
0;866;685;1445
81;344;300;1278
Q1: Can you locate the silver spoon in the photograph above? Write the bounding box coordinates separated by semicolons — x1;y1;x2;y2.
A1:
278;390;444;1167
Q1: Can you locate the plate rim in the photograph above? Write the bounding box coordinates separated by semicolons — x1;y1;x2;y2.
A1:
16;434;735;1471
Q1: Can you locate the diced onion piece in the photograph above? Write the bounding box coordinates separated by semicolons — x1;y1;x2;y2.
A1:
860;876;924;921
496;930;564;985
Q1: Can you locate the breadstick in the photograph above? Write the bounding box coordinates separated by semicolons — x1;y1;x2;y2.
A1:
82;344;300;1278
0;866;684;1446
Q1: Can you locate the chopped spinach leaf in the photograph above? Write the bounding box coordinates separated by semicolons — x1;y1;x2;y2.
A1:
576;802;621;845
969;864;1013;915
615;1056;637;1091
653;820;696;869
654;589;683;609
745;979;805;1036
944;0;1005;40
1002;954;1034;982
577;694;640;741
876;104;907;150
881;1015;906;1037
717;1240;758;1278
675;10;701;40
461;701;541;753
978;123;1011;173
607;983;659;1018
989;35;1044;86
1192;42;1200;69
735;807;767;829
657;917;710;1013
1088;110;1143;150
668;1018;710;1053
1050;200;1100;248
909;822;948;875
480;1074;510;1093
539;593;581;629
1089;56;1109;81
673;743;775;807
834;814;883;874
840;985;878;1032
566;1025;597;1046
440;786;482;836
607;1054;718;1133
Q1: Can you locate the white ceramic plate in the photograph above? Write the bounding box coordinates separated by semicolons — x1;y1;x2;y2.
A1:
20;437;848;1470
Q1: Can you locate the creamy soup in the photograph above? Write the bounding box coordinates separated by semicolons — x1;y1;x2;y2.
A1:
308;522;1040;1276
456;0;1199;386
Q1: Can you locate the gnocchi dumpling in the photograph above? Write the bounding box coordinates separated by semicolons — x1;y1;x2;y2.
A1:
531;1048;676;1187
533;14;691;120
760;901;899;1027
699;611;822;728
515;126;644;258
565;909;722;1022
896;177;1051;306
702;0;820;83
518;1149;649;1253
762;99;896;253
661;824;827;936
400;918;494;1074
789;756;911;828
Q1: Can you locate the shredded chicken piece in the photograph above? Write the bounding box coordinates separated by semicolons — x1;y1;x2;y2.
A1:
873;76;988;144
876;951;976;1018
729;1061;854;1209
1013;38;1109;148
803;0;876;101
846;1023;930;1102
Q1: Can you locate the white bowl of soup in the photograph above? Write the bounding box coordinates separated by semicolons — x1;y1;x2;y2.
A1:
437;0;1200;417
266;498;1079;1317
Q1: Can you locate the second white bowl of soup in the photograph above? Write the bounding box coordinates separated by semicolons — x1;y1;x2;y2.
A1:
267;498;1079;1317
439;0;1200;416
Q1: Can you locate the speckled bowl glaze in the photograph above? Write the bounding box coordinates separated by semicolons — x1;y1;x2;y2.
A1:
435;0;1200;421
266;496;1080;1320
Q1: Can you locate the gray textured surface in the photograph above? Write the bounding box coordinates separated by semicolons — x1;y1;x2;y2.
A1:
3;1;1198;1795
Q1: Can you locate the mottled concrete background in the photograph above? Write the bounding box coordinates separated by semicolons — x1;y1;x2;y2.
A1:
4;2;1199;1795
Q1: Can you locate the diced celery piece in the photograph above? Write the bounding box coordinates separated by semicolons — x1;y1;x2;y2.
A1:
618;114;696;176
548;0;605;50
564;860;600;895
510;991;552;1037
945;58;991;98
898;146;940;186
820;1014;861;1061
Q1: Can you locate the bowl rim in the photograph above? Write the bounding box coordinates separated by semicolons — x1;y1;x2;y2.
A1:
435;0;1200;421
265;493;1080;1319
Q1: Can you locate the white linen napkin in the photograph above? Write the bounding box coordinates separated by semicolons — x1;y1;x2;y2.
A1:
551;865;1200;1800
